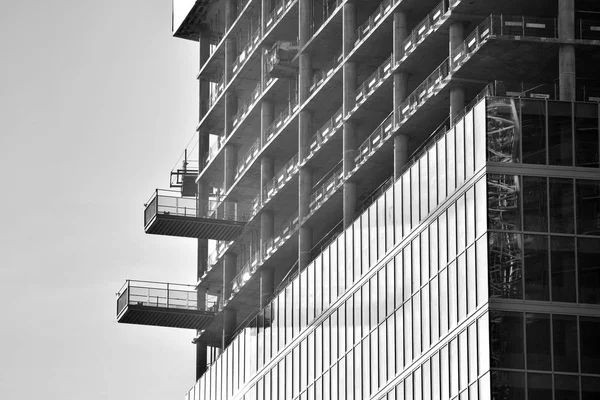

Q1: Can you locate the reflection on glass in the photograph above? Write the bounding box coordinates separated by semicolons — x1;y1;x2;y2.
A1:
490;311;524;369
488;174;521;231
550;236;576;303
527;373;552;400
489;231;522;299
521;99;546;164
548;101;573;165
522;176;547;232
549;178;574;233
487;97;520;163
523;234;549;301
575;102;599;168
580;316;600;374
582;375;600;400
552;314;578;372
576;179;600;236
491;370;525;400
555;374;579;400
525;313;551;371
578;237;600;304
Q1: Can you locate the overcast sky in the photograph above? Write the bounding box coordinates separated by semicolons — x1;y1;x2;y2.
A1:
0;1;203;399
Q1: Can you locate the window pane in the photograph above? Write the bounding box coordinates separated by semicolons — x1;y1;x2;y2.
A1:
447;127;456;192
575;102;599;168
582;375;600;400
580;316;600;374
522;176;547;232
523;234;549;301
550;236;576;303
549;178;574;233
490;311;524;369
525;313;551;371
420;157;429;219
576;179;600;236
555;374;579;400
578;237;600;304
487;97;519;163
457;254;467;322
488;174;521;231
491;371;525;400
429;145;438;212
521;99;546;164
527;373;552;400
553;314;578;372
411;164;421;227
465;110;474;176
548;101;573;165
438;136;447;201
456;119;465;186
489;231;522;299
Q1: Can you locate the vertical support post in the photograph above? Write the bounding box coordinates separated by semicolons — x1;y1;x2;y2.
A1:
298;0;313;271
559;0;576;101
393;11;410;180
449;22;466;121
343;2;357;228
260;268;274;309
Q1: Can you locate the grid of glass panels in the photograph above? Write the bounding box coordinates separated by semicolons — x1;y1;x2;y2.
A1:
379;313;491;400
229;178;489;400
186;100;489;400
486;97;600;168
490;311;600;400
487;174;600;304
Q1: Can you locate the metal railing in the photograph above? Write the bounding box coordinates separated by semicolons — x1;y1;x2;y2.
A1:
308;107;343;157
310;52;343;93
144;189;252;228
262;154;299;204
116;280;219;316
308;165;344;212
311;0;343;36
234;138;261;180
354;113;394;168
231;26;262;76
490;15;557;38
265;0;296;30
579;19;600;40
355;54;393;108
395;0;447;63
356;0;393;44
263;93;299;143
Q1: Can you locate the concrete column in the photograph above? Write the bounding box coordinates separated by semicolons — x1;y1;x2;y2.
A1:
394;134;409;180
196;342;208;379
449;22;466;121
342;3;357;228
223;253;237;302
260;268;274;309
260;101;274;147
393;11;410;180
197;181;209;278
298;0;313;272
559;0;576;101
225;0;237;29
224;143;237;191
222;308;237;348
260;156;274;254
299;0;312;47
199;32;211;120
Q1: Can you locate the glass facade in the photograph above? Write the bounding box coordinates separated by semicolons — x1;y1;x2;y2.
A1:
186;95;600;400
186;98;489;400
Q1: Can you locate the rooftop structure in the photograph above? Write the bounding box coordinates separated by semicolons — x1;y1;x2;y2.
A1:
118;0;600;398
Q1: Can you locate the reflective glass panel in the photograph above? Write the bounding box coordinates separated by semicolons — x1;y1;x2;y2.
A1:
547;101;573;166
549;177;574;233
578;237;600;304
521;99;546;164
574;102;599;168
580;316;600;374
525;313;551;371
523;234;549;301
490;311;524;369
550;236;576;303
552;314;578;372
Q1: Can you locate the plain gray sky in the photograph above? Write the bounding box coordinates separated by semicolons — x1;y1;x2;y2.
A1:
0;1;203;398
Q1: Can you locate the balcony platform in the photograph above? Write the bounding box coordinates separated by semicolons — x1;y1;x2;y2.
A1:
144;189;249;241
118;303;215;330
145;213;246;241
116;280;217;330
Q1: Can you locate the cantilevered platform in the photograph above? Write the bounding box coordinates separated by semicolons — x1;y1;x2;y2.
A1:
116;280;217;330
144;189;249;241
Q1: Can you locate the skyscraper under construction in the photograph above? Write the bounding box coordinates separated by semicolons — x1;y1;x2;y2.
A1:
117;0;600;398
